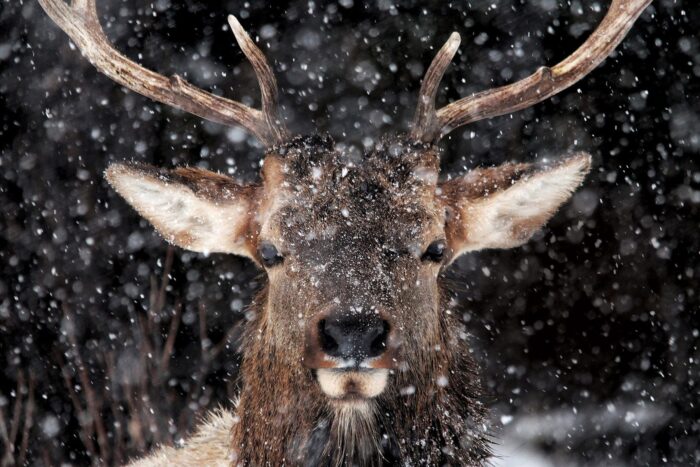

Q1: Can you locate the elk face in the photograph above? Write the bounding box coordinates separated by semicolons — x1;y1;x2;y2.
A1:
257;137;447;404
106;133;591;406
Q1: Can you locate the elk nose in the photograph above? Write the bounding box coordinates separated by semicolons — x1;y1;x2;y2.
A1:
318;315;390;362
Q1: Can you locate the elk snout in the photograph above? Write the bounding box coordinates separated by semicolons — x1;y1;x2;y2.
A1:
319;315;389;362
304;311;398;370
305;310;398;401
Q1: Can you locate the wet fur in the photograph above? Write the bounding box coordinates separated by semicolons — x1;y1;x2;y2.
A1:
122;135;587;466
226;280;490;466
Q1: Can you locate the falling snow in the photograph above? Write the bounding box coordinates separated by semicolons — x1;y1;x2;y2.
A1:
0;0;698;465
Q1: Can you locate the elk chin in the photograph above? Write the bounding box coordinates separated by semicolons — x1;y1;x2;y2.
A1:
316;369;388;402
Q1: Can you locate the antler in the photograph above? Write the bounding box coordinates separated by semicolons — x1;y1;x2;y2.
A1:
411;0;651;143
38;0;289;147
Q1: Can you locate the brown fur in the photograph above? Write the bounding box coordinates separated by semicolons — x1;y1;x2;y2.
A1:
114;135;589;466
226;281;489;466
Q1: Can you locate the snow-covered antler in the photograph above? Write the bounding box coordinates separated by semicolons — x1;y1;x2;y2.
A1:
38;0;289;146
411;0;651;143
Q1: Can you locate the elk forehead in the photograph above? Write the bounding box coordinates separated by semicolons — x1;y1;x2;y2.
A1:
260;136;445;271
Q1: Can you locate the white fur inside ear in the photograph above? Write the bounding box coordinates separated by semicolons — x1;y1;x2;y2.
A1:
106;164;251;256
457;154;591;254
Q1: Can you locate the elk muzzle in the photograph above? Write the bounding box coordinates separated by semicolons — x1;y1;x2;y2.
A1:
304;309;399;400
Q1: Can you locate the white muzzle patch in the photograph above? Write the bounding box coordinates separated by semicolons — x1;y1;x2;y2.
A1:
316;369;388;399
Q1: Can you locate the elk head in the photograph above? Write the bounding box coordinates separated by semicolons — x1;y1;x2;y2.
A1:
39;0;650;463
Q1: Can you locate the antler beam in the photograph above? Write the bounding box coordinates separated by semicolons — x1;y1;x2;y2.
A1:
38;0;289;147
411;0;651;143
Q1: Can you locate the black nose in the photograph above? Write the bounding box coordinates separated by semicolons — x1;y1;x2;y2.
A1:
318;315;390;361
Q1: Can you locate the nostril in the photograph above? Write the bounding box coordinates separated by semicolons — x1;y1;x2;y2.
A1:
368;320;390;358
318;316;391;361
318;319;338;354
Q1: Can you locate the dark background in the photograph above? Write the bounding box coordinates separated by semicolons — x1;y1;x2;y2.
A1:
1;0;698;465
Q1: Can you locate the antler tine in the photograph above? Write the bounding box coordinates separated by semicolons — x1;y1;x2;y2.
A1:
412;0;651;143
228;15;289;145
38;0;289;147
410;32;461;143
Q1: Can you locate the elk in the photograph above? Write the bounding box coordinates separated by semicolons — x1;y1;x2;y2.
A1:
39;0;650;465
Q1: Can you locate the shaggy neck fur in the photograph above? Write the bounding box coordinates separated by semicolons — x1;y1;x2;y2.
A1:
230;284;491;466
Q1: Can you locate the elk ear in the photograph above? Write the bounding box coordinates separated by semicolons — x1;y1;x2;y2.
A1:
440;153;592;260
105;163;257;258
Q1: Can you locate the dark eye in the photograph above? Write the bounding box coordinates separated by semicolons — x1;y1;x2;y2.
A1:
421;240;445;263
383;247;400;261
259;242;284;268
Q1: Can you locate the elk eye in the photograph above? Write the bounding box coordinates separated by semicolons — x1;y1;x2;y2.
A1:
384;247;400;261
259;242;283;267
422;240;445;263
